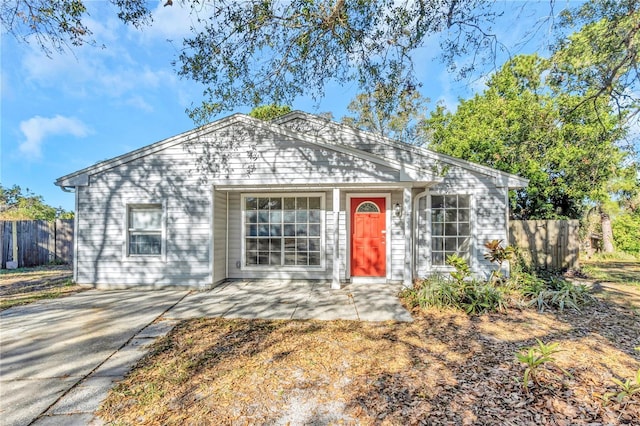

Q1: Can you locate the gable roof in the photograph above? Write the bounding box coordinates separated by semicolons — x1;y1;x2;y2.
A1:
56;112;528;189
273;111;529;189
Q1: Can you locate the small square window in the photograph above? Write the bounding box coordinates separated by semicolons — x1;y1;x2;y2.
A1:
128;205;162;256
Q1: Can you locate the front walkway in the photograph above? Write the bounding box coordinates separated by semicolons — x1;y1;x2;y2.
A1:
165;280;414;322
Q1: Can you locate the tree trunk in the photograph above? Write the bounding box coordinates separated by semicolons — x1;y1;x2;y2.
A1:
600;211;615;253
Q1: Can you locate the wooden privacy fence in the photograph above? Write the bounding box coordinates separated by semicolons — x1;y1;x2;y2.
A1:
508;220;579;271
0;219;74;268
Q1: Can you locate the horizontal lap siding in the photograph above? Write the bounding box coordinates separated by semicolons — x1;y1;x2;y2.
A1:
416;166;507;279
76;155;212;288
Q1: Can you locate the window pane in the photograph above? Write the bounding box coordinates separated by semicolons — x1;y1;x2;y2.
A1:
458;196;470;208
269;252;282;265
270;239;281;250
296;224;307;236
445;209;457;222
458;237;470;252
459;223;470;236
432;237;443;251
245;211;257;223
296;198;307;210
308;197;321;209
284;238;296;251
458;209;469;222
296;253;308;265
296;210;307;223
129;233;161;255
445;195;457;208
284;253;296;265
246;238;257;251
309;224;321;237
308;252;321;265
432;252;444;265
356;202;379;213
269;198;282;210
258;253;270;265
270;211;282;223
258;211;269;223
445;237;458;251
130;208;162;230
246;251;258;265
445;223;457;235
297;239;308;251
432;195;444;209
432;223;444;236
283;211;295;223
269;224;281;236
308;238;320;251
246;224;257;236
284;197;296;209
284;224;295;236
245;197;257;210
309;210;321;223
258;225;269;236
432;209;444;223
258;239;269;250
258;198;270;209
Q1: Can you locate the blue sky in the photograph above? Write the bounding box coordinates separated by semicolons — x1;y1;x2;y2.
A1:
1;1;577;211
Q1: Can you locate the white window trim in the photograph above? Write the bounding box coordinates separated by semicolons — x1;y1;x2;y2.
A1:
240;192;326;271
123;200;167;262
345;192;392;281
426;193;475;272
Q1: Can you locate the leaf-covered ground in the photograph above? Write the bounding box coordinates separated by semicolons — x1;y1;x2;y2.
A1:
0;265;83;310
99;262;640;425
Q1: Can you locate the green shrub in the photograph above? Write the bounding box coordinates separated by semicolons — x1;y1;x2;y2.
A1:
401;274;505;315
510;269;595;312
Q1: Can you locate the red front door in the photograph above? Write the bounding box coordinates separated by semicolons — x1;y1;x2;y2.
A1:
350;198;386;277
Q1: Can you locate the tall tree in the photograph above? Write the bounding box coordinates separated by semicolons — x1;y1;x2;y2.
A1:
341;83;429;145
425;54;629;220
551;0;640;118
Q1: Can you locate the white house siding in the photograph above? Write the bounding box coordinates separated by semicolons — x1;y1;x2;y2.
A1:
213;189;228;283
75;162;212;288
63;115;523;288
414;165;508;279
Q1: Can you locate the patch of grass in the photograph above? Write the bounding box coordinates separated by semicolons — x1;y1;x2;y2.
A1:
581;258;640;287
0;279;83;310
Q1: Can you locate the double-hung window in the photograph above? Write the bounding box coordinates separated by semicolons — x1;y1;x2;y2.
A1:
431;195;470;266
244;195;323;267
127;205;163;256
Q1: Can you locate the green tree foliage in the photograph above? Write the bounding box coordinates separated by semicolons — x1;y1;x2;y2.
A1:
341;83;429;145
248;104;292;121
551;0;640;117
0;185;73;220
426;54;629;219
0;0;151;55
612;210;640;254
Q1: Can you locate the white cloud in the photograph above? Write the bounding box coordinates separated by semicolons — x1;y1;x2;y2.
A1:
19;115;90;158
126;95;154;112
138;1;211;42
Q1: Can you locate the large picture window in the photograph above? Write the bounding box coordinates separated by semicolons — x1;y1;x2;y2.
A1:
244;195;323;267
431;195;470;266
127;205;163;256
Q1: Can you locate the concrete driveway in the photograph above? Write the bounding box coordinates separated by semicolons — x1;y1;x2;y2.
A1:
0;281;411;425
0;290;188;426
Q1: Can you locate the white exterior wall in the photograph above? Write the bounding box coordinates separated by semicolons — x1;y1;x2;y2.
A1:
414;165;508;279
68;117;519;288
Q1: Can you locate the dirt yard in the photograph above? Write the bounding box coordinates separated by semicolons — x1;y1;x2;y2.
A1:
0;265;83;310
98;260;640;425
